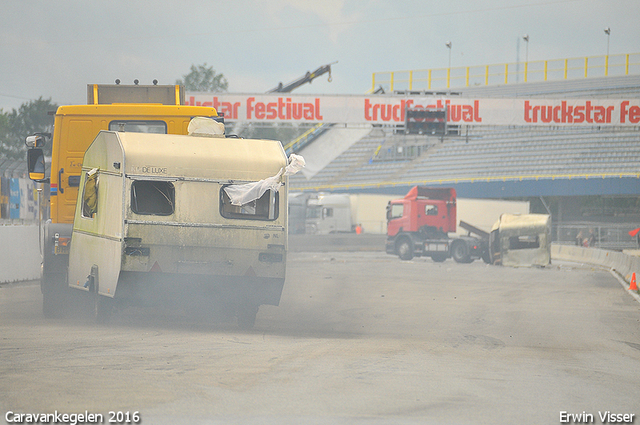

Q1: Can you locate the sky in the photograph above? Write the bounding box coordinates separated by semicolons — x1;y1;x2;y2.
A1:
1;0;639;111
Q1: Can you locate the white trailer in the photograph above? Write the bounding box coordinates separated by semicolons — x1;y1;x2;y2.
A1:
67;130;292;328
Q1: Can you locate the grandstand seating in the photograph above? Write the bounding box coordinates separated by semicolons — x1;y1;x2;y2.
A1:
290;125;640;190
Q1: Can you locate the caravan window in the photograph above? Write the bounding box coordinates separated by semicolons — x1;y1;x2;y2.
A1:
508;235;540;250
220;187;279;221
131;181;175;215
81;170;99;219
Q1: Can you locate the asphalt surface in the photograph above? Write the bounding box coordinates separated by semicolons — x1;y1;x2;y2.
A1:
1;251;639;425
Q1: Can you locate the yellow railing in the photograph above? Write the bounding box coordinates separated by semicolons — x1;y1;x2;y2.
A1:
372;53;640;92
283;122;325;153
291;172;640;192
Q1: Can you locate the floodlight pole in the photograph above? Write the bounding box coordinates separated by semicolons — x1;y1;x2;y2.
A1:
446;41;452;88
522;35;529;82
604;27;610;76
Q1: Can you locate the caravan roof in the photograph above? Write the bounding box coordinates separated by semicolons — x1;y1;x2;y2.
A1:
83;131;288;182
493;213;551;232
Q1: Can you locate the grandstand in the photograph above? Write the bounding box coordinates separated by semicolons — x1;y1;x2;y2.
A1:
289;117;640;198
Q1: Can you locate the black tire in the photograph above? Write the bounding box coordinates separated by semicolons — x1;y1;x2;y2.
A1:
451;241;471;263
396;238;414;261
431;253;448;262
42;273;65;318
481;249;491;264
237;304;259;330
42;285;61;318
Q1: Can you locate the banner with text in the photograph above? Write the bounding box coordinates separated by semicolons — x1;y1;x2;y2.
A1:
185;93;640;126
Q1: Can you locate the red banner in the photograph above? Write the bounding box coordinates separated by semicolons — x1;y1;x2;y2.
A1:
185;93;640;126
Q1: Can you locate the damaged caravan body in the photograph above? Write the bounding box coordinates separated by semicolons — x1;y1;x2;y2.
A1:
489;213;551;267
68;130;296;328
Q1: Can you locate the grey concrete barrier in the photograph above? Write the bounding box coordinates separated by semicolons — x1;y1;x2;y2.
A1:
551;243;640;286
0;225;41;283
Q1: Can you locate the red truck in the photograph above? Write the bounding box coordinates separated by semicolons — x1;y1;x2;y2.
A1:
385;186;490;263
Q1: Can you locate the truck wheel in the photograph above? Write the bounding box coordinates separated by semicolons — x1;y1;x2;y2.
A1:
42;273;65;318
396;238;414;261
43;287;60;318
482;249;491;264
431;253;448;262
451;241;471;264
237;304;259;330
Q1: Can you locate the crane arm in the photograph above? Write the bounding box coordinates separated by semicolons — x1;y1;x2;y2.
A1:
268;62;337;93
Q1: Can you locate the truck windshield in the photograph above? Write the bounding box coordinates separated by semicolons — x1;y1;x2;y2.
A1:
109;121;167;134
389;204;404;220
306;206;321;219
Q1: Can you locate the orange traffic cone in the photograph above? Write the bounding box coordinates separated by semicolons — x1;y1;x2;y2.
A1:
629;272;638;291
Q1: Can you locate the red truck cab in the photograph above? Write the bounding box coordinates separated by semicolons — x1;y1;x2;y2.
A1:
386;186;487;263
387;187;457;238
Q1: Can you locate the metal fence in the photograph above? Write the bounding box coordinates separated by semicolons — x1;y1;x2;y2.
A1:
553;222;640;251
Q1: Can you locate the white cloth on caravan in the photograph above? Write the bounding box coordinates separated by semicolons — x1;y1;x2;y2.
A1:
224;154;305;206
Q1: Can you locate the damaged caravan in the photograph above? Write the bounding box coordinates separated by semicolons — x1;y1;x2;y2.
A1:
67;129;302;328
489;213;551;267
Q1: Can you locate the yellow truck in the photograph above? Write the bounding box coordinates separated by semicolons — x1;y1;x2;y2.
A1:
67;129;294;328
26;84;219;318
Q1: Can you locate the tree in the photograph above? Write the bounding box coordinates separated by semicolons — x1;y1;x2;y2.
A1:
0;112;9;154
176;63;229;92
0;97;57;160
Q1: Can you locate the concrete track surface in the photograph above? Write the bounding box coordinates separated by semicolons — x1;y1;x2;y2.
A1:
1;252;639;425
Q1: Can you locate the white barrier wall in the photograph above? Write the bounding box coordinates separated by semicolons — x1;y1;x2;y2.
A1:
552;244;640;285
0;225;41;283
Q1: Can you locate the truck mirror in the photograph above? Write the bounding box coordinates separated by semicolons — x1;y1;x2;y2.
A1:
25;133;48;148
27;148;48;182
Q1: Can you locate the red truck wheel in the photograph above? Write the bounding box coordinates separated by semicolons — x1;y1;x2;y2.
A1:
396;238;414;261
451;241;471;263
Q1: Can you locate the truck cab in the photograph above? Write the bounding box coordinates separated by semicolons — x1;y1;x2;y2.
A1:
386;186;456;239
386;186;487;263
305;193;352;234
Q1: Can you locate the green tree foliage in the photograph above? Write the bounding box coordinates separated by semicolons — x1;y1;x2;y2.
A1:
0;112;9;154
176;63;229;92
0;97;57;159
